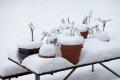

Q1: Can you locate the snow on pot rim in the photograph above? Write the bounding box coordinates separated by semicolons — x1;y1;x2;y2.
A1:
57;34;84;45
79;24;89;32
39;44;56;57
17;40;43;49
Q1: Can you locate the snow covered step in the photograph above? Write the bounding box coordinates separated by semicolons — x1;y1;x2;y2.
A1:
21;54;74;74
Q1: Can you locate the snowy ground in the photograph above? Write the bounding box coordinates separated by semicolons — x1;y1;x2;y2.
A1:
0;0;120;80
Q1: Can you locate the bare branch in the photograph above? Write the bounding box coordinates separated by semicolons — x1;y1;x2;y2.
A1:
28;22;35;41
67;16;70;24
61;18;65;24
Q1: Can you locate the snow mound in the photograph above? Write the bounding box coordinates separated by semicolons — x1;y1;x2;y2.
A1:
92;32;110;42
60;29;72;36
78;38;120;65
57;34;84;45
17;40;43;49
22;54;73;74
39;44;56;57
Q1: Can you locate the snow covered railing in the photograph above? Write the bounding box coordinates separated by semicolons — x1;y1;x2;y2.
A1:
8;38;120;80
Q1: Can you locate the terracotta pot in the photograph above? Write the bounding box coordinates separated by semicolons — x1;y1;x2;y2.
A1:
80;31;88;39
60;44;83;64
18;48;40;61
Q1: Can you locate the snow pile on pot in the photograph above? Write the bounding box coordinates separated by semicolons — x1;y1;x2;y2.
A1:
57;35;84;45
39;44;56;58
17;40;42;49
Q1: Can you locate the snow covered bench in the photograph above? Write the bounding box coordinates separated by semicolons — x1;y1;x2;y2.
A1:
8;38;120;80
0;51;31;80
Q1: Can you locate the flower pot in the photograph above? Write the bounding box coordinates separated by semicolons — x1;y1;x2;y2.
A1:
57;35;84;64
17;40;42;61
80;31;88;39
18;48;40;61
60;44;83;64
79;24;89;39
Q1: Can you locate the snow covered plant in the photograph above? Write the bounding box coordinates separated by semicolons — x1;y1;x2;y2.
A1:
39;32;60;58
97;18;112;31
28;23;35;41
82;10;92;25
17;23;43;61
79;10;93;38
89;23;110;42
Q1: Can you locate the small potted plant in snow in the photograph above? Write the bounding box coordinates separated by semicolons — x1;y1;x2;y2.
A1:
57;26;84;64
17;23;42;62
79;10;93;38
39;32;60;58
59;17;74;36
91;18;112;42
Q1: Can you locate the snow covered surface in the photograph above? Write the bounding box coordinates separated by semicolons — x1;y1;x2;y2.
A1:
1;0;120;80
91;31;110;42
22;54;73;74
57;34;84;45
7;49;21;63
17;40;43;49
114;79;120;80
0;62;28;77
39;44;56;57
9;38;120;75
78;38;120;64
0;49;28;77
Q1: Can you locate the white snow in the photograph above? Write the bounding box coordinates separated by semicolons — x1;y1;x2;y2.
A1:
1;0;120;80
91;31;110;42
79;24;89;32
60;29;72;36
17;40;43;49
78;38;120;65
57;34;84;45
0;49;28;77
114;79;120;80
7;49;21;63
39;44;56;57
22;54;73;74
0;62;28;77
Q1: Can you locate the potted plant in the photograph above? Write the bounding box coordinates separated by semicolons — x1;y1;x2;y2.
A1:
80;10;93;39
17;23;42;62
39;32;60;58
57;25;84;64
90;18;112;42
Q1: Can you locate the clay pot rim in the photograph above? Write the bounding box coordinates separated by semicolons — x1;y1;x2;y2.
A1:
18;47;40;50
39;54;55;58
